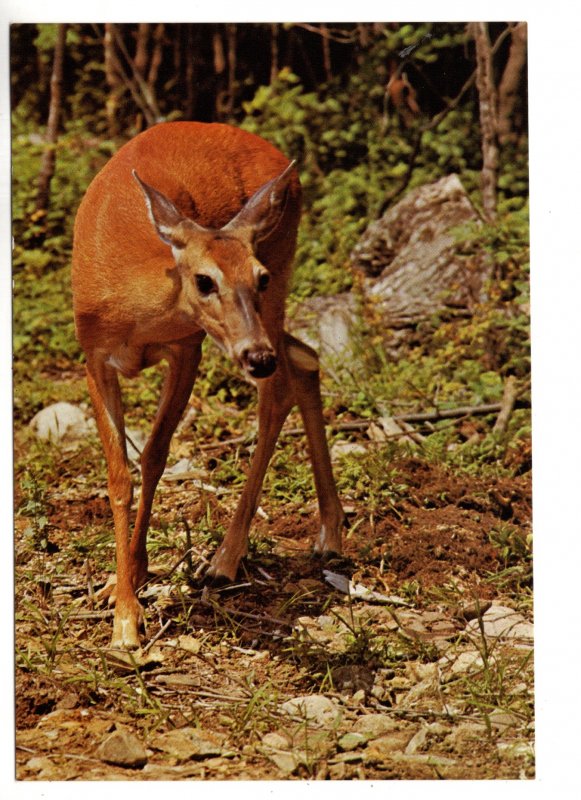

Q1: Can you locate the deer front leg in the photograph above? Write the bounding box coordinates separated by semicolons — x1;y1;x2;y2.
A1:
207;364;294;582
86;358;142;650
285;333;345;555
130;338;202;590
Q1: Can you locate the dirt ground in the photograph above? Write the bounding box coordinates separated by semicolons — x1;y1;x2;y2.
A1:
15;445;533;781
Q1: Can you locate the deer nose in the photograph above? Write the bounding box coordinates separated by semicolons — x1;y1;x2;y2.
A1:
244;349;277;378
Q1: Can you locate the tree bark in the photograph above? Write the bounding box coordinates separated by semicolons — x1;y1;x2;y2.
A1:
320;23;332;81
147;23;165;91
184;25;196;119
269;23;279;83
497;22;527;144
35;23;67;216
134;23;150;78
104;23;124;137
471;22;499;223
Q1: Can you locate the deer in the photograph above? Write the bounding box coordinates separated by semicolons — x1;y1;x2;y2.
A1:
72;121;346;650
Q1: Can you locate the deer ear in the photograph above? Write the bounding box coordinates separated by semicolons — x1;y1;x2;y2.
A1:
223;160;296;245
133;170;205;248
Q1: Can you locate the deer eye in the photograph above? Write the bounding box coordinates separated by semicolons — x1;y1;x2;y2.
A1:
195;274;216;296
257;272;270;292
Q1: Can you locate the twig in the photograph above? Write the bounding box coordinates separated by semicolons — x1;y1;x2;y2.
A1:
70;609;115;619
182;518;195;578
184;400;529;453
85;558;95;610
492;376;519;435
142;618;172;653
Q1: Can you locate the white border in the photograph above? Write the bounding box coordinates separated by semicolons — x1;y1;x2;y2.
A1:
3;2;581;798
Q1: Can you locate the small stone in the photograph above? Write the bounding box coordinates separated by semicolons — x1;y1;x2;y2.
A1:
96;729;148;768
30;402;94;442
497;741;534;760
331;441;367;460
153;727;223;761
281;695;342;727
261;732;290;751
56;691;79;710
329;761;347;779
352;714;399;738
488;710;522;730
338;732;367;751
439;649;490;681
464;605;533;644
269;752;299;774
365;731;412;760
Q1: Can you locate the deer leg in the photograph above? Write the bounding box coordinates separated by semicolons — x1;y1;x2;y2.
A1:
130;339;202;589
284;332;345;555
86;357;141;650
207;358;295;581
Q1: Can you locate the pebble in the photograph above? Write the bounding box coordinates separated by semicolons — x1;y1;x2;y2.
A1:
30;402;94;442
96;729;148;768
281;695;342;727
153;727;223;761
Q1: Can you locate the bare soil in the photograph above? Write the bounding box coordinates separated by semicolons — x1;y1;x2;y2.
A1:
15;449;533;781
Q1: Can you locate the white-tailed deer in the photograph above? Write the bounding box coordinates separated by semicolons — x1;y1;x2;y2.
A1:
72;121;345;649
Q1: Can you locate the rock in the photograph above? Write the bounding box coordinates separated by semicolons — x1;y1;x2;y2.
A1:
352;714;400;739
438;649;492;681
290;175;486;362
281;695;342;727
330;440;368;461
153;727;223;761
125;428;148;462
290;293;358;361
338;732;367;751
30;402;94;442
365;731;413;761
443;721;488;752
488;710;522;730
352;174;482;323
261;732;291;751
464;605;533;645
96;729;148;768
270;752;300;774
497;740;534;760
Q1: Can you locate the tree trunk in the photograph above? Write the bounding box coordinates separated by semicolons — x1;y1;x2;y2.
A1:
225;23;237;117
497;22;527;144
104;23;124;137
134;23;150;77
147;23;165;90
471;22;499;223
320;24;332;81
270;23;279;83
35;23;67;216
184;25;196;119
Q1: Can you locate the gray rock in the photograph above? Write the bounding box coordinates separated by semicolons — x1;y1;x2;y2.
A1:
30;402;94;442
290;174;485;361
464;605;533;644
96;729;148;768
281;695;342;727
352;714;400;738
153;727;223;761
352;174;482;326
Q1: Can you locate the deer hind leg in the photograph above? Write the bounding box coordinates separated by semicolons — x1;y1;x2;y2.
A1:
284;332;345;555
129;338;202;593
207;355;295;582
86;356;141;650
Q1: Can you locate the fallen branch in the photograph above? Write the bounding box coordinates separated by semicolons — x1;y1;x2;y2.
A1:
492;376;519;435
188;399;530;452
